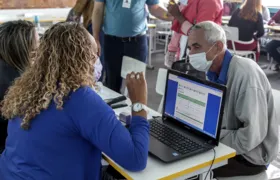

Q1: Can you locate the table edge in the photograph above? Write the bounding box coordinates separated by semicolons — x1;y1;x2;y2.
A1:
103;151;236;180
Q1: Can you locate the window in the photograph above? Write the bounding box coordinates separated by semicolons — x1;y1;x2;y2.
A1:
262;0;280;7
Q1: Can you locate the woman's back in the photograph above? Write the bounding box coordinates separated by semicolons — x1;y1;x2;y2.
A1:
0;60;20;153
0;20;37;153
229;8;264;41
0;86;149;180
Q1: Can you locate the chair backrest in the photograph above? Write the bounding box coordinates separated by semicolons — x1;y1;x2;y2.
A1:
156;21;172;32
156;68;168;96
222;26;239;41
121;56;146;79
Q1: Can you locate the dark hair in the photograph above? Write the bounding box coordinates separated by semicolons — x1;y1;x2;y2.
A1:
2;22;96;129
0;20;36;72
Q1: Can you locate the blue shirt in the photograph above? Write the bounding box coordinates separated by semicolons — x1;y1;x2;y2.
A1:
96;0;159;37
207;50;233;85
0;87;149;180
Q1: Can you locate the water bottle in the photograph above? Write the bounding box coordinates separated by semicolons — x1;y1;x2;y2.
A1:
34;15;40;29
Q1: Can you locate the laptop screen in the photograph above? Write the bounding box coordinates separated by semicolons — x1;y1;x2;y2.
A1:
164;73;224;139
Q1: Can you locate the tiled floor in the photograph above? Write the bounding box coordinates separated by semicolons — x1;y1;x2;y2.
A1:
145;53;280;179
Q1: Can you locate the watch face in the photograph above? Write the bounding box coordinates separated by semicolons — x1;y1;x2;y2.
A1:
133;103;143;112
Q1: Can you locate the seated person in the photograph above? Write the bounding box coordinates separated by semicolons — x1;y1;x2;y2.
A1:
0;20;39;153
268;9;280;26
188;21;278;177
228;0;264;61
266;9;280;71
0;22;149;180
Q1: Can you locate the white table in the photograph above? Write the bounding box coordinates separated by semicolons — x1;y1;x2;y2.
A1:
97;86;236;180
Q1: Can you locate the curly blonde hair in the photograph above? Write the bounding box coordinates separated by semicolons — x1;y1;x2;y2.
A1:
1;22;97;130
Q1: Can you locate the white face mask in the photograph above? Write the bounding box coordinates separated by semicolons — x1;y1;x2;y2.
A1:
189;44;216;72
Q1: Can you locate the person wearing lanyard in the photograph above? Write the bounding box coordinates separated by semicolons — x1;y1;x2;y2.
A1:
164;0;223;68
92;0;173;92
188;21;278;178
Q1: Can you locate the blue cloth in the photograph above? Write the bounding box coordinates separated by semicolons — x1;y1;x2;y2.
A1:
207;50;233;85
96;0;159;37
0;87;150;180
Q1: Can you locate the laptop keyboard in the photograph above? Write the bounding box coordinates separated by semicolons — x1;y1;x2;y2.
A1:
149;120;204;155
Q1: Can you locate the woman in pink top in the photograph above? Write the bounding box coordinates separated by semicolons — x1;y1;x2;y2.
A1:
165;0;223;67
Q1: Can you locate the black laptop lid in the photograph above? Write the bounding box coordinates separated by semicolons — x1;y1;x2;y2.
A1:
162;70;227;146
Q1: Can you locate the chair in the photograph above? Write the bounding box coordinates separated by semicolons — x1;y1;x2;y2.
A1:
155;21;172;54
121;56;147;96
267;47;280;70
222;26;257;61
155;68;168;113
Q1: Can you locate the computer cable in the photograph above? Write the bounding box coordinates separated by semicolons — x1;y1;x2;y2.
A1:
204;148;216;180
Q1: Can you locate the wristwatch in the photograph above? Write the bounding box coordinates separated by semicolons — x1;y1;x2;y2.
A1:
132;103;148;113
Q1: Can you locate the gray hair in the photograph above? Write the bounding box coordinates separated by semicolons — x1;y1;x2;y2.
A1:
192;21;227;48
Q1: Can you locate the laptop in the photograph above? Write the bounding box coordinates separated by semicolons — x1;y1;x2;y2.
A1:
149;69;227;163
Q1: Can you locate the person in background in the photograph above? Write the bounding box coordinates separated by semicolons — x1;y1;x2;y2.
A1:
0;22;150;180
93;0;173;93
268;9;280;26
188;21;278;178
66;0;105;81
266;9;280;71
228;0;264;61
164;0;223;68
262;5;271;23
0;20;39;153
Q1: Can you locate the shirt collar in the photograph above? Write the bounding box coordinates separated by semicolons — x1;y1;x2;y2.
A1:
207;50;233;85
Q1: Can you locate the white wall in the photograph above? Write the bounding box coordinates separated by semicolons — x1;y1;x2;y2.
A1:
261;0;280;7
0;8;70;23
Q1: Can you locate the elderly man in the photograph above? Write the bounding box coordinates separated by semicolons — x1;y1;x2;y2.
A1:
187;21;278;177
93;0;173;92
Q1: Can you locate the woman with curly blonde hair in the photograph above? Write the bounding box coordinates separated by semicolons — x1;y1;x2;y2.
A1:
0;22;149;180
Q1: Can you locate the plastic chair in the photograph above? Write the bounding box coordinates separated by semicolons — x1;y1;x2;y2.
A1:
222;26;257;61
155;68;168;113
121;56;147;96
216;171;268;180
156;21;172;54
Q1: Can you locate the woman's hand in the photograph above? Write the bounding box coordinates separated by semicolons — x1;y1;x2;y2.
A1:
167;0;185;24
126;72;147;106
167;0;181;19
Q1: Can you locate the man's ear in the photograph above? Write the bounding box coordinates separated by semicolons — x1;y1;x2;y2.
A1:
216;41;224;53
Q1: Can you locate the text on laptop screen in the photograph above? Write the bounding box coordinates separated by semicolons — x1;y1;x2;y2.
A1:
164;74;223;139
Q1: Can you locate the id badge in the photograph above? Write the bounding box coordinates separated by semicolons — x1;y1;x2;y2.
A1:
122;0;132;8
